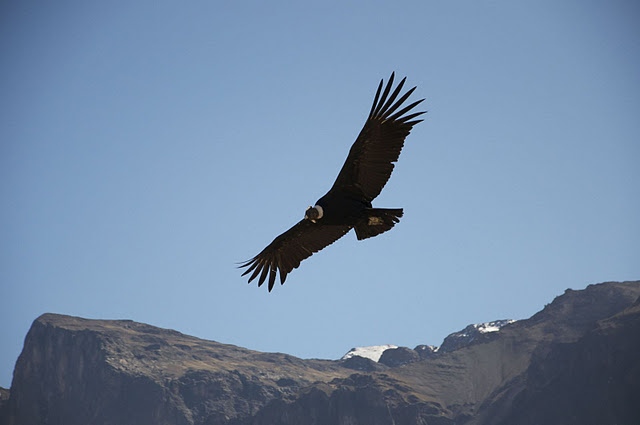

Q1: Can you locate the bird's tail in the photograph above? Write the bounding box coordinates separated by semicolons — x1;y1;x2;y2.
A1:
354;208;403;241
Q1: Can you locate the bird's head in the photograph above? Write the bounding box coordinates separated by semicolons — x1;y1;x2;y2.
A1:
305;205;324;223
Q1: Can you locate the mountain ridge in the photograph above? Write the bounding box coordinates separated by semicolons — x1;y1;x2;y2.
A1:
1;280;639;425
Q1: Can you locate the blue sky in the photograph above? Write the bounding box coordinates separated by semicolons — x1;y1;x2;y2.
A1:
1;1;639;388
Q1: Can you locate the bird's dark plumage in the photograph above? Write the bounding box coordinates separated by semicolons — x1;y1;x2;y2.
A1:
240;73;425;291
332;73;425;202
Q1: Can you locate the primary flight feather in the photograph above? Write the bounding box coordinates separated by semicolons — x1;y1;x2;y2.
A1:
240;73;425;291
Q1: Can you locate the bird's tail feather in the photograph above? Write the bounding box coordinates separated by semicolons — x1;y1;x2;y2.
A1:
354;208;403;240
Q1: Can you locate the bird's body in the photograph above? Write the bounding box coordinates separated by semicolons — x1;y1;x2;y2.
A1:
314;191;369;225
240;73;425;291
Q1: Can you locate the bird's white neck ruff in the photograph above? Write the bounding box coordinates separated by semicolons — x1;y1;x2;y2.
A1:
314;204;324;219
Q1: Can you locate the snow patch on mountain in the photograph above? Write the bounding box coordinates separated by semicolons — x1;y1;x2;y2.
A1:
474;319;516;333
342;345;398;362
439;319;517;353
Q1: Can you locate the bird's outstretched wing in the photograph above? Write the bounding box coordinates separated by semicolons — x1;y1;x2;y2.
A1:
331;73;425;202
239;220;352;291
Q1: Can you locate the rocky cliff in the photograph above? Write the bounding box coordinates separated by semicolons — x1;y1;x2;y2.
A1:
2;281;639;425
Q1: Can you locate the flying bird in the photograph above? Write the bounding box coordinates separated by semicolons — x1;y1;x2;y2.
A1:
240;73;425;291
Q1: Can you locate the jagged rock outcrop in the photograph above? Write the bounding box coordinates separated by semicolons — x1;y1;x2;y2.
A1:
378;347;420;367
1;281;639;425
413;344;438;359
438;319;515;353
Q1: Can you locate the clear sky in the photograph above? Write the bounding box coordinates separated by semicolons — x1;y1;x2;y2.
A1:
1;1;639;388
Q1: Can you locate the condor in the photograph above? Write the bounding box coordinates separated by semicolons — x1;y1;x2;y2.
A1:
240;73;425;291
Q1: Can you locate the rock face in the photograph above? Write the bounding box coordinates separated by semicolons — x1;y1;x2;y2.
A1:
2;281;639;425
473;295;640;425
378;347;420;367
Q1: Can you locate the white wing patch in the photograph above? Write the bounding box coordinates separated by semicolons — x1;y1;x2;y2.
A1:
368;216;384;225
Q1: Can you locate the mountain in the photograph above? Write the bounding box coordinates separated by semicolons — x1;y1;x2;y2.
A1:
1;280;639;425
